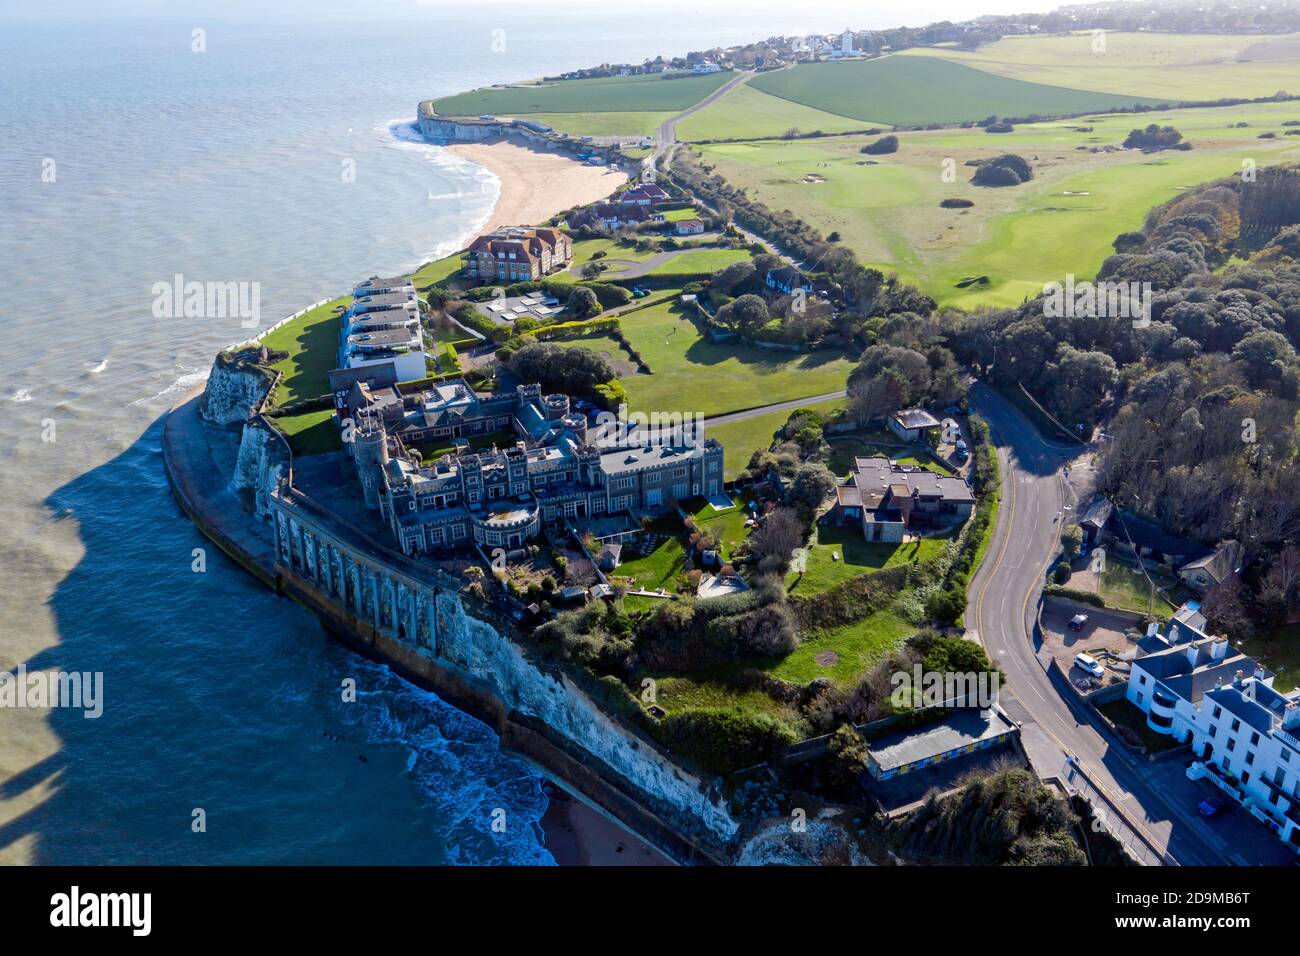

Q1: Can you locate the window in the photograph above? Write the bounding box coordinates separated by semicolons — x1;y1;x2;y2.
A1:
451;525;466;541
1246;752;1255;766
1223;758;1232;772
1138;674;1148;686
1231;719;1241;733
1282;749;1292;764
1213;705;1222;720
1250;732;1261;746
1226;739;1236;752
1208;725;1218;738
1242;771;1251;784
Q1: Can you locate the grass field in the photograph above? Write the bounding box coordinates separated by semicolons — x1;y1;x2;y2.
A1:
511;111;672;138
614;527;686;592
431;71;734;139
706;398;846;479
904;31;1300;103
699;103;1300;307
676;82;878;142
272;408;342;458
645;247;756;275
768;609;916;686
787;524;954;597
748;55;1168;127
569;237;660;267
614;301;855;417
261;297;349;405
409;252;464;289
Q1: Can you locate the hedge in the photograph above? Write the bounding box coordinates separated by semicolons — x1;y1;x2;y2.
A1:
1043;585;1106;608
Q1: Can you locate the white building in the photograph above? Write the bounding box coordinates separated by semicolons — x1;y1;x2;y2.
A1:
834;29;855;57
339;279;427;383
1125;603;1300;852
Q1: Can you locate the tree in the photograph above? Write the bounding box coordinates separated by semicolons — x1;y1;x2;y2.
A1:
709;260;759;297
716;293;770;331
749;507;804;575
1232;329;1296;387
788;462;838;521
1202;576;1256;641
847;366;908;425
566;286;603;320
861;135;899;155
510;342;614;395
1061;523;1084;559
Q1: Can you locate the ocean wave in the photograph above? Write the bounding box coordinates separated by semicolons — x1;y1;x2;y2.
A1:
129;366;210;407
10;388;34;403
87;358;110;375
339;657;554;866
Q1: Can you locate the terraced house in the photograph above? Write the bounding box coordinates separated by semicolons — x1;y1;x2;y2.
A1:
464;226;573;283
1126;603;1300;853
346;382;724;555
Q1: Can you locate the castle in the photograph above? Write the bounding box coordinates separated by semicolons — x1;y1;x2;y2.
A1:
343;379;725;556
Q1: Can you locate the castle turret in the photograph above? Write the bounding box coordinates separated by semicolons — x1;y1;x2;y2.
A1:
352;417;390;510
543;393;570;421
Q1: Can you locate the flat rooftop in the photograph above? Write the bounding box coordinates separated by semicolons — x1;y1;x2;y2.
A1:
869;707;1017;772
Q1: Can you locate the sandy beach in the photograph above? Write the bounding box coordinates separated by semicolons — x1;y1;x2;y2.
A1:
446;138;627;235
540;783;674;866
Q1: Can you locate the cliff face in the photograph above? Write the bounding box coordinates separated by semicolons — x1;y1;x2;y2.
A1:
200;351;276;427
231;420;289;517
432;592;741;849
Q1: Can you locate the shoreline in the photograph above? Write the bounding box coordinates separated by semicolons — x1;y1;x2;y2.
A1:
443;137;627;236
540;782;674;866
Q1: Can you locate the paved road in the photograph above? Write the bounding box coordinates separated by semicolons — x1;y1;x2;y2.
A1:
655;70;752;156
968;382;1238;866
703;390;846;427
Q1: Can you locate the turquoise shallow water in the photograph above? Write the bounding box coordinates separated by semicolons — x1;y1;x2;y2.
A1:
0;9;856;864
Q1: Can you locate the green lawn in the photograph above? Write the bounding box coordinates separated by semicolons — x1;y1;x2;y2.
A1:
615;301;854;418
787;523;954;597
652;672;804;728
433;71;735;117
662;206;702;222
699;109;1300;308
1098;561;1189;618
706;399;847;480
271;407;342;458
518;111;672;138
902;31;1300;103
611;527;686;593
409;252;464;289
411;430;513;463
825;434;952;478
570;237;660;267
768;609;917;686
260;297;349;406
690;499;750;561
647;247;757;275
748;55;1168;127
677;81;878;142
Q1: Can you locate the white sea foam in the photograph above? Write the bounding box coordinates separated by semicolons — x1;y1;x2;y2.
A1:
10;389;33;403
129;367;210;407
87;358;110;375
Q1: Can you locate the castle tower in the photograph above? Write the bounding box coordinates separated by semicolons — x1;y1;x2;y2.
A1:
352;416;390;511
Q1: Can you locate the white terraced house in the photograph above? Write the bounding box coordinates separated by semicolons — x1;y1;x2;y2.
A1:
338;278;427;383
1126;603;1300;852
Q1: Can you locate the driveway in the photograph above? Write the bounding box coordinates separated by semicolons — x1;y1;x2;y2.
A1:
1040;599;1139;691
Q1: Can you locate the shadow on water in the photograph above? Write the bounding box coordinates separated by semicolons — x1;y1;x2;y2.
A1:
0;413;552;865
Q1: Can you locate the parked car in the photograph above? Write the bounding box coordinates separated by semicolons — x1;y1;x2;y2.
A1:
955;439;969;460
1073;652;1104;678
1198;795;1228;818
1068;613;1090;631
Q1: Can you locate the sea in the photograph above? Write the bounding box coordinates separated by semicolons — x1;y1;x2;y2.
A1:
0;6;892;865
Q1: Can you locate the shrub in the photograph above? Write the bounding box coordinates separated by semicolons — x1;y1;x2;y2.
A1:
971;154;1033;187
653;709;797;774
860;135;899;155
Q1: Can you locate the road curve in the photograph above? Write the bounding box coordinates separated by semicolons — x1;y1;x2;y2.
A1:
968;382;1230;866
655;71;752;153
